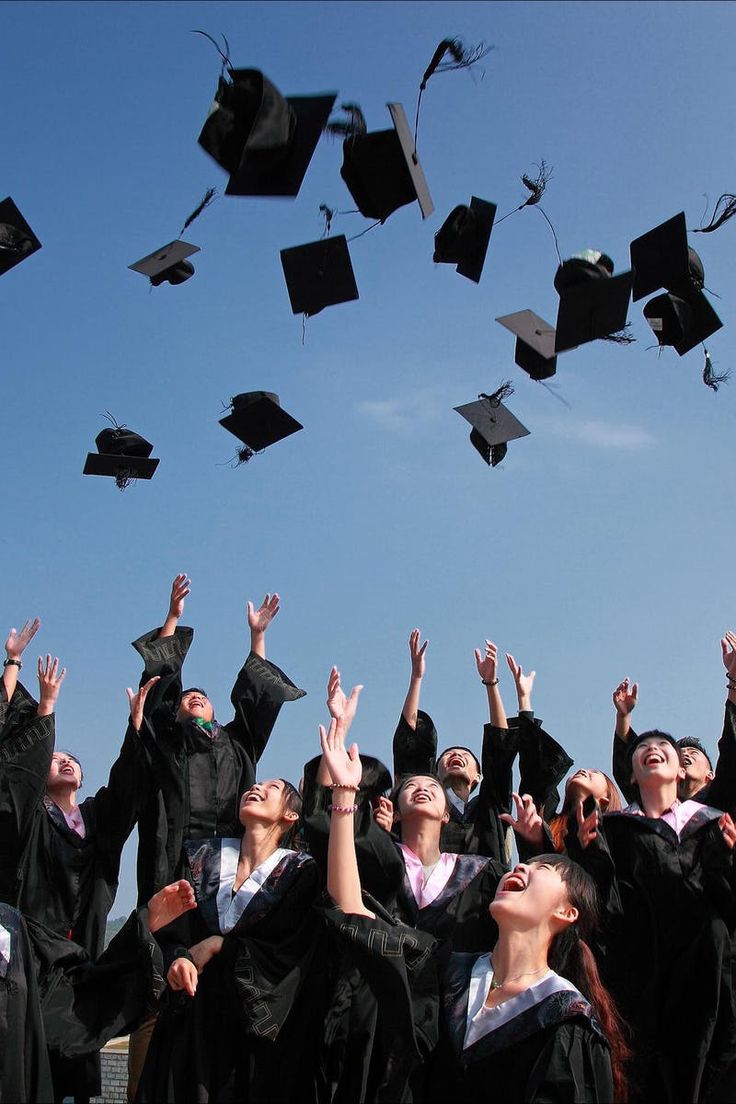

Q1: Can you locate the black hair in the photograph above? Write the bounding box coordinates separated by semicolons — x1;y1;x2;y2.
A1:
278;779;303;847
676;737;713;770
391;773;450;816
53;749;84;785
180;687;209;699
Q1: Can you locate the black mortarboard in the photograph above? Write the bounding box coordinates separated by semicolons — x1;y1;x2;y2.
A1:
433;197;496;283
129;240;200;287
280;234;359;316
339;103;434;222
553;251;632;353
83;425;159;489
454;385;530;467
496;310;558;380
642;290;722;355
219;392;303;461
0;197;42;277
198;68;336;197
630;212;705;302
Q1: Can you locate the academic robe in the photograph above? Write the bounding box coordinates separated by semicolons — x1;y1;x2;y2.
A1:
568;805;736;1104
0;903;53;1104
430;953;614;1104
132;626;306;902
392;710;570;865
612;702;736;812
139;841;323;1103
393;852;503;953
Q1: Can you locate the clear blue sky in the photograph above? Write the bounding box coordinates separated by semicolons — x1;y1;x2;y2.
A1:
3;0;735;912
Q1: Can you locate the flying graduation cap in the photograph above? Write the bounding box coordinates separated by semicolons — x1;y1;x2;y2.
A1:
553;250;633;353
219;392;303;464
0;197;42;277
433;197;496;283
496;310;558;380
83;419;159;490
194;33;336;198
630;212;723;362
128;189;217;287
280;234;359;316
454;382;529;467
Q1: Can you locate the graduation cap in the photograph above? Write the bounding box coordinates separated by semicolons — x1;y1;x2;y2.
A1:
337;102;433;223
433;197;496;283
219;392;303;463
642;290;722;356
454;383;529;467
553;251;632;353
128;240;200;287
630;212;704;302
83;422;159;490
280;234;359;316
0;197;42;277
198;67;336;197
496;310;557;380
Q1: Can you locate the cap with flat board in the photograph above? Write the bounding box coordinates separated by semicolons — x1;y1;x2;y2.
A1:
129;240;200;286
433;197;496;284
643;291;722;356
339;103;433;223
83;426;159;489
496;310;557;380
198;68;336;197
219;392;303;461
280;234;358;317
554;252;632;353
630;212;704;302
0;197;42;277
454;387;530;467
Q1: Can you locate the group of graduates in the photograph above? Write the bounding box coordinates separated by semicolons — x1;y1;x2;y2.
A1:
2;576;736;1104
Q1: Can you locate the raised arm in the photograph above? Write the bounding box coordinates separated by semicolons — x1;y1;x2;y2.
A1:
2;619;41;706
706;633;736;813
611;679;638;804
475;639;507;729
247;592;280;660
132;575;194;722
160;574;190;640
402;629;428;730
508;653;574;818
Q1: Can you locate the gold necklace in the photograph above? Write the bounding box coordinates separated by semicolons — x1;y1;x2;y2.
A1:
490;958;547;991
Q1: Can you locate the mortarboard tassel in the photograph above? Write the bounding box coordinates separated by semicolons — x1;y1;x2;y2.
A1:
479;380;514;408
414;37;492;154
702;346;729;391
603;324;636;345
692;193;736;234
191;29;231;71
326;103;367;140
236;446;255;465
520;162;553;208
179;188;217;236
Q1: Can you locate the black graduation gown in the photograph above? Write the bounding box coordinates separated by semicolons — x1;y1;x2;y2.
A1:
132;626;306;902
318;900;442;1104
0;903;54;1104
393;852;503;953
432;952;614;1104
612;703;736;812
139;842;324;1104
568;806;736;1104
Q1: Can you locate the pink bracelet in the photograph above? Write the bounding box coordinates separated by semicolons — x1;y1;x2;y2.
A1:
330;803;358;814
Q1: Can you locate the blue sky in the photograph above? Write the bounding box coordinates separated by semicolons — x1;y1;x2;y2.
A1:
2;0;735;911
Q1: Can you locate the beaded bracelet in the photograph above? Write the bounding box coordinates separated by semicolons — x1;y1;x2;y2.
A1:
330;782;359;792
481;677;499;686
330;803;358;814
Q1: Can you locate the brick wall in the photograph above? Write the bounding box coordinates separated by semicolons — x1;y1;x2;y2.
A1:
90;1044;128;1104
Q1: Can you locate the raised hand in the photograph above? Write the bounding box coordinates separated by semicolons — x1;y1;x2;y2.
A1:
148;880;196;932
720;812;736;850
326;666;363;731
576;797;600;850
506;653;536;708
37;655;66;714
319;714;363;791
721;633;736;681
189;935;224;973
612;678;638;716
5;618;41;660
475;639;499;685
168;574;191;621
500;792;545;848
408;629;428;680
373;795;394;833
167;957;198;997
247;593;280;635
125;676;161;732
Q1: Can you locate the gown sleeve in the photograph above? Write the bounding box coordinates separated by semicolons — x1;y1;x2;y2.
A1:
528;1020;615;1104
88;723;153;864
0;703;55;867
705;701;736;814
224;651;306;765
517;712;574;820
392;709;438;778
131;624;194;725
612;728;638;806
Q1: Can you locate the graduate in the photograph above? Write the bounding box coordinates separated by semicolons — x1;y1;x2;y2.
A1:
570;728;736;1103
0;902;53;1104
137;776;323;1103
319;685;623;1104
392;635;571;864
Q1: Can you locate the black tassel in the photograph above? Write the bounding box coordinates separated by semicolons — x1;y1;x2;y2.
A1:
102;410;126;430
602;325;636;345
114;471;134;491
693;193;736;234
236;446;255;465
326;102;367;140
419;37;491;90
191;30;231;70
180;188;217;236
520;161;553;208
703;347;729;390
319;204;334;236
480;380;514;408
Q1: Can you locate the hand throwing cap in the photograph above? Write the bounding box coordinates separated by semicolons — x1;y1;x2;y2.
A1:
0;197;42;277
219;392;303;455
198;68;336;197
496;310;557;380
339;103;433;222
433;197;496;283
83;425;159;488
280;234;359;316
454;385;530;467
129;240;200;286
